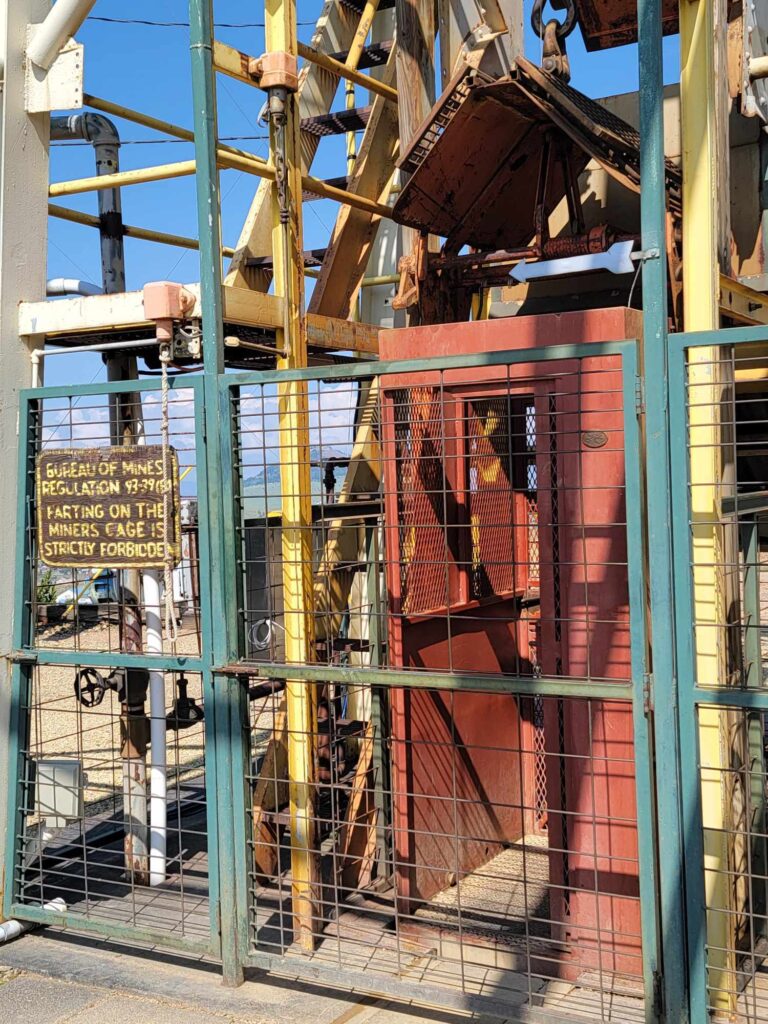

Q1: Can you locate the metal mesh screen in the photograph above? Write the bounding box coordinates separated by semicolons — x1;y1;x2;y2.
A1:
244;681;644;1020
11;663;210;945
232;357;630;686
679;345;768;1020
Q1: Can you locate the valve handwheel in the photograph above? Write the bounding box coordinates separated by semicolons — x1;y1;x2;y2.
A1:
74;667;107;708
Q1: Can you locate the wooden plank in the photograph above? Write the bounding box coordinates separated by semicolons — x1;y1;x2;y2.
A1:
251;705;289;880
338;722;377;891
224;0;360;291
306;314;379;353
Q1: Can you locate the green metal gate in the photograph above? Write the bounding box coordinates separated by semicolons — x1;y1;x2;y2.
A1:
668;326;768;1023
5;340;667;1022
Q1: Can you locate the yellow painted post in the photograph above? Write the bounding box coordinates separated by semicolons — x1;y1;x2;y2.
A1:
680;0;737;1012
266;0;319;950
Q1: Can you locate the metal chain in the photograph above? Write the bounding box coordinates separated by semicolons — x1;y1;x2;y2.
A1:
531;0;577;40
159;342;178;648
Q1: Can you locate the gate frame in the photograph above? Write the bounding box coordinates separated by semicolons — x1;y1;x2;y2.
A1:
4;372;223;960
219;339;663;1020
668;323;768;1023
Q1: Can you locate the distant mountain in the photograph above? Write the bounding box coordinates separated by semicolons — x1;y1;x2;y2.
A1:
242;444;351;516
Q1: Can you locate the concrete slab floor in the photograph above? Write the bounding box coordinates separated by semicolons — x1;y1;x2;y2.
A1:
0;933;509;1024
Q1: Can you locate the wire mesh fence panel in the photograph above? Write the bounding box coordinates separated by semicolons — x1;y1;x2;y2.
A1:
26;386;202;659
10;663;210;945
231;356;630;686
231;350;648;1018
672;342;768;1022
244;682;645;1021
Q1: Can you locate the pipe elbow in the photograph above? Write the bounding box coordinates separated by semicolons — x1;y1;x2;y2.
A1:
47;277;104;297
50;112;120;148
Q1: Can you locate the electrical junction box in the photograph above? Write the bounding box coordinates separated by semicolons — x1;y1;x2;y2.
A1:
33;759;84;828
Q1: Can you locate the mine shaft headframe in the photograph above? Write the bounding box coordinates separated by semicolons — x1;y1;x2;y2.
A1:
530;0;577;81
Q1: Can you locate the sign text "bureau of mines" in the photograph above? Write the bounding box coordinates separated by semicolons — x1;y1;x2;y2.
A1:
36;446;181;569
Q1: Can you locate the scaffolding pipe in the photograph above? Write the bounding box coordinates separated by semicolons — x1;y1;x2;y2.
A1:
27;0;96;70
30;338;157;388
296;42;397;102
48;203;237;258
78;95;392;217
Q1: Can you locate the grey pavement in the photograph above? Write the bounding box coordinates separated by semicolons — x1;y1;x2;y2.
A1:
0;933;496;1024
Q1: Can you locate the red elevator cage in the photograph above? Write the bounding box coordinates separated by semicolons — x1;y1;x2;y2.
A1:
379;308;642;979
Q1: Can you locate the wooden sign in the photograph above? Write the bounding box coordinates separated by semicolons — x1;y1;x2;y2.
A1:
36;446;181;569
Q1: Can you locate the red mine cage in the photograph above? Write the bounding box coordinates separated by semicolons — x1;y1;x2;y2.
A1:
379;308;642;980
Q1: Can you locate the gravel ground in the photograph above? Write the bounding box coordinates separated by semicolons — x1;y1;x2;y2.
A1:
26;618;206;824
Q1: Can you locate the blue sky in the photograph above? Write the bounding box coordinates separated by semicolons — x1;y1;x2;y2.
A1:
45;1;680;385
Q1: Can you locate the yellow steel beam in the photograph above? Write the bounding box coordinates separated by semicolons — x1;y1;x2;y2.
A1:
719;273;768;325
681;0;738;1013
48;203;237;258
267;0;319;952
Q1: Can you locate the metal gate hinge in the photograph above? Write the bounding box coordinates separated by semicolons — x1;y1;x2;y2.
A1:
635;375;645;415
643;673;653;715
11;650;37;665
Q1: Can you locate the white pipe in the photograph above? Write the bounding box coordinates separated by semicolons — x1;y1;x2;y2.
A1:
27;0;97;71
46;277;104;297
0;898;67;943
143;567;167;887
30;338;158;387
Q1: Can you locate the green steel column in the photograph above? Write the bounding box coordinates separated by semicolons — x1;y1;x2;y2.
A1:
637;0;690;1018
189;0;249;987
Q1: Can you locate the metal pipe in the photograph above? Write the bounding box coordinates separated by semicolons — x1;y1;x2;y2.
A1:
80;94;392;217
142;571;167;886
27;0;96;70
46;277;103;296
0;899;67;942
50;160;199;198
296;41;397;102
51;113;125;293
50;158;392;216
30;338;158;388
84;93;274;178
637;0;687;1017
48;203;236;258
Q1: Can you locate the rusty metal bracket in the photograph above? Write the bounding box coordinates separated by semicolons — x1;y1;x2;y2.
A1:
392;235;428;311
